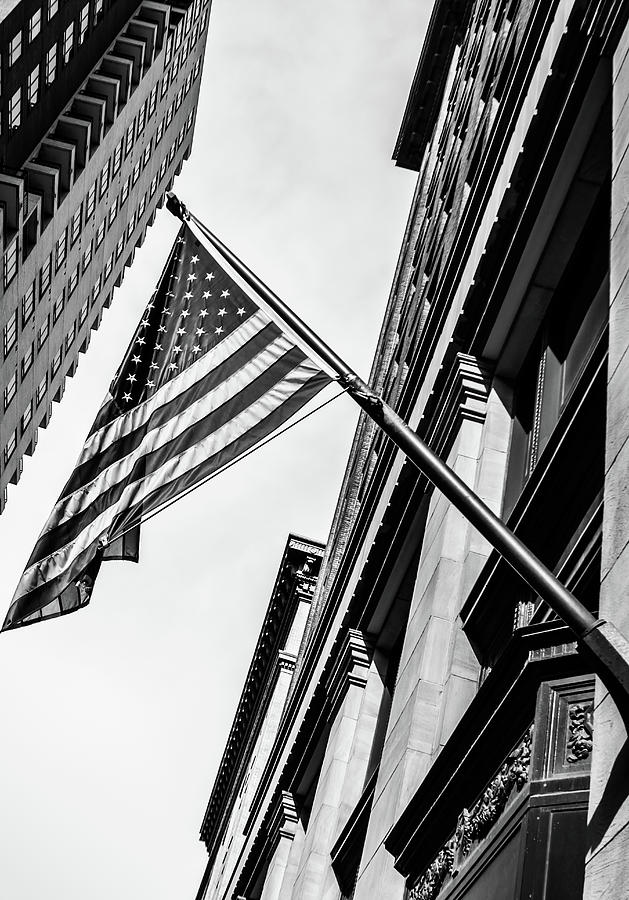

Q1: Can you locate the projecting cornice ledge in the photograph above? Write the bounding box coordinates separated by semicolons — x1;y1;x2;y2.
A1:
425;353;493;460
324;628;372;715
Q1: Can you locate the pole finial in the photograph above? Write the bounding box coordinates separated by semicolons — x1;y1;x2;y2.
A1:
166;192;189;222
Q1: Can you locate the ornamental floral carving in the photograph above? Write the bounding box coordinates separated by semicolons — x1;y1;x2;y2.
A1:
409;727;533;900
567;703;593;763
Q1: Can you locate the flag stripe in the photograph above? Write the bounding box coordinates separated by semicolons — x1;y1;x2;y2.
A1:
30;346;308;565
17;362;325;600
110;370;330;539
62;320;283;499
80;310;273;459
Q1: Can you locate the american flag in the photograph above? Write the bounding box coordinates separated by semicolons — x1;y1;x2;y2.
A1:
4;224;332;630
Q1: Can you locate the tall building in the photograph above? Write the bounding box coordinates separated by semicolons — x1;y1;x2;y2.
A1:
195;1;629;899
0;0;211;512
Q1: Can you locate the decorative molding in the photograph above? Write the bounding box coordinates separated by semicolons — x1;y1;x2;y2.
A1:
427;353;493;460
199;536;324;854
277;650;297;674
566;703;593;764
325;629;372;714
409;726;533;900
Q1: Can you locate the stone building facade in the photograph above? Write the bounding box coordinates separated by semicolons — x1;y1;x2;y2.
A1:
0;0;211;512
196;1;629;898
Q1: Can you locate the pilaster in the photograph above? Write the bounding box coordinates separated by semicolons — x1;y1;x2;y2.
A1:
353;355;510;900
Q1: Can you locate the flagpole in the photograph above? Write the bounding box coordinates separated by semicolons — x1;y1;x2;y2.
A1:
166;192;629;701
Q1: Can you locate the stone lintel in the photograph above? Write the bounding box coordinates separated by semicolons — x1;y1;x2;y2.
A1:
427;353;493;459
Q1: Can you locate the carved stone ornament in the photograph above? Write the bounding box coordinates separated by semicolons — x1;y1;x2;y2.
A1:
567;703;593;763
409;727;533;900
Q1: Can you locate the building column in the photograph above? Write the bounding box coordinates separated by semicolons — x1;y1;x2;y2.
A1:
290;630;379;900
352;358;511;900
583;30;629;900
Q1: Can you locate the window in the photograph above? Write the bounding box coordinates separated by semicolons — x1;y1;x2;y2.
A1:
127;211;136;239
82;241;92;272
40;255;51;295
108;199;118;227
79;299;88;325
124;122;134;157
9;31;22;66
165;33;173;67
4;371;17;410
70;207;82;246
52;289;64;323
68;264;79;296
148;85;158;118
112;139;123;176
159;157;167;180
185;72;192;95
55;230;67;271
132;161;140;185
27;65;39;105
3;239;18;288
4;431;17;465
84;181;97;221
21;402;33;435
29;9;41;41
161;75;169;99
99;161;110;198
95;221;105;248
115;236;124;259
65;322;75;350
168;143;176;164
142;140;152;168
36;374;47;406
21;343;34;378
91;275;101;304
104;253;113;279
137;100;147;135
150;175;158;197
504;194;609;516
120;177;130;206
45;43;57;84
47;0;58;20
156;121;164;145
51;347;62;377
3;310;18;358
37;316;49;350
79;3;89;43
175;87;183;111
9;89;21;130
94;0;103;24
62;23;74;64
22;282;35;327
137;193;146;218
165;103;173;127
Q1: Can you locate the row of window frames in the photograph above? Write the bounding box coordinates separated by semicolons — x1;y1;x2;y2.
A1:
164;0;208;70
51;95;194;274
2;97;193;298
3;184;154;366
8;0;202;136
4;2;104;132
5;0;101;68
2;304;87;466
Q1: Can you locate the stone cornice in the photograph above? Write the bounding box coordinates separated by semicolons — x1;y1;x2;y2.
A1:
199;534;324;855
425;353;492;459
394;0;472;170
324;629;372;716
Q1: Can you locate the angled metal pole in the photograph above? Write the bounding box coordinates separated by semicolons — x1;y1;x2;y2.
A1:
166;193;629;701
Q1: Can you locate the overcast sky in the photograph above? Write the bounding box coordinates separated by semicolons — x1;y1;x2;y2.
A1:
0;2;429;897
